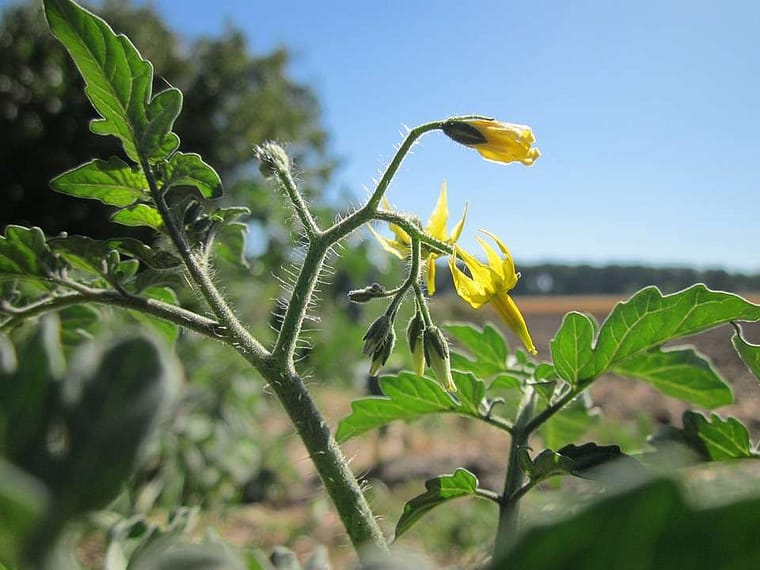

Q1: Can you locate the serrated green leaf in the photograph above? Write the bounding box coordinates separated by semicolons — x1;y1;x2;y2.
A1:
336;371;486;442
540;396;599;450
527;449;575;482
395;468;481;540
683;411;753;460
557;442;643;481
112;204;163;229
732;325;760;381
164;152;223;199
612;347;732;408
50;157;147;206
550;312;595;385
0;226;57;284
48;234;114;275
44;0;161;161
445;322;508;378
142;88;182;161
585;285;760;378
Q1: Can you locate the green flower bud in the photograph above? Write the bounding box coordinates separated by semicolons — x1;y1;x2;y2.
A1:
406;312;426;376
253;141;291;177
363;314;396;375
423;326;456;392
348;283;387;304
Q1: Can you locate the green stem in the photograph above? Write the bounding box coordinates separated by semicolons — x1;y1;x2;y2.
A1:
495;387;536;556
0;289;219;337
275;163;321;237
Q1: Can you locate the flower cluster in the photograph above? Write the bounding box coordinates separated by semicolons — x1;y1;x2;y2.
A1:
360;117;540;391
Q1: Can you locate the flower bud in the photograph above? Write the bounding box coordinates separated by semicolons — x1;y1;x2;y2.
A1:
363;314;396;375
406;312;426;376
423;326;456;392
348;283;387;304
253;141;291;177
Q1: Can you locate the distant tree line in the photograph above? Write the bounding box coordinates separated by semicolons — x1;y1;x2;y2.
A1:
434;262;760;296
513;264;760;295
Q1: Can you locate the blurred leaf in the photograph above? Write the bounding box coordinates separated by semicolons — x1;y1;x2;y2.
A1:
732;325;760;381
0;226;57;285
129;287;180;345
0;315;63;463
539;396;599;450
59;305;100;348
525;449;575;482
213;221;249;269
336;371;485;442
584;285;760;377
493;478;760;569
49;234;114;275
395;468;482;540
488;374;522;391
108;238;182;269
60;335;178;516
612;347;732;408
0;459;48;564
112;204;163;229
164;152;223;199
683;411;753;460
446;322;508;378
50;157;147;206
550;312;595;385
44;0;178;161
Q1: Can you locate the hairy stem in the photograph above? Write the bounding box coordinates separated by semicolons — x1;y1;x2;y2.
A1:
0;290;219;337
495;387;536;555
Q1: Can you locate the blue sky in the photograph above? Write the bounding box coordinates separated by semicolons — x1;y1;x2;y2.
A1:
17;0;760;270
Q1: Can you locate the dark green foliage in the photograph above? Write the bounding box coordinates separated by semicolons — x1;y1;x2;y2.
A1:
493;478;760;570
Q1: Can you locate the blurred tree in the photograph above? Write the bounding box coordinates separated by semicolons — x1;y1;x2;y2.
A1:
0;0;334;249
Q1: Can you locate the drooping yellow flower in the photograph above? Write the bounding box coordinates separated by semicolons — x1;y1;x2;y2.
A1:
369;181;467;295
448;231;537;355
442;118;540;166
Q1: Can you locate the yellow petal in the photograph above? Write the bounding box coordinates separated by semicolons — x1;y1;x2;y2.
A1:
453;245;496;291
448;202;468;244
426;181;449;240
476;236;508;285
458;119;541;166
491;292;537;355
426;254;437;295
381;197;411;246
368;224;406;259
448;256;491;308
480;230;518;289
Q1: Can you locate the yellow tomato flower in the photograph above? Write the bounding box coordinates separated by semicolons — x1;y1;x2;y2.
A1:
369;181;467;295
442;118;540;166
448;231;537;355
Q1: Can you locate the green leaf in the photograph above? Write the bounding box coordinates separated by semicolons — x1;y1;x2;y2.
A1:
112;204;163;229
61;335;179;516
0;315;64;463
732;325;760;381
550;312;595;386
557;442;644;481
108;238;182;270
585;285;760;377
142;88;182;161
0;459;49;564
445;322;508;378
130;287;180;345
164;152;223;199
494;478;760;569
336;371;485;442
395;468;482;540
612;347;732;408
540;395;599;450
59;305;100;348
213;222;249;269
526;449;575;482
44;0;179;162
50;157;147;206
683;411;753;460
0;226;57;284
48;234;114;275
